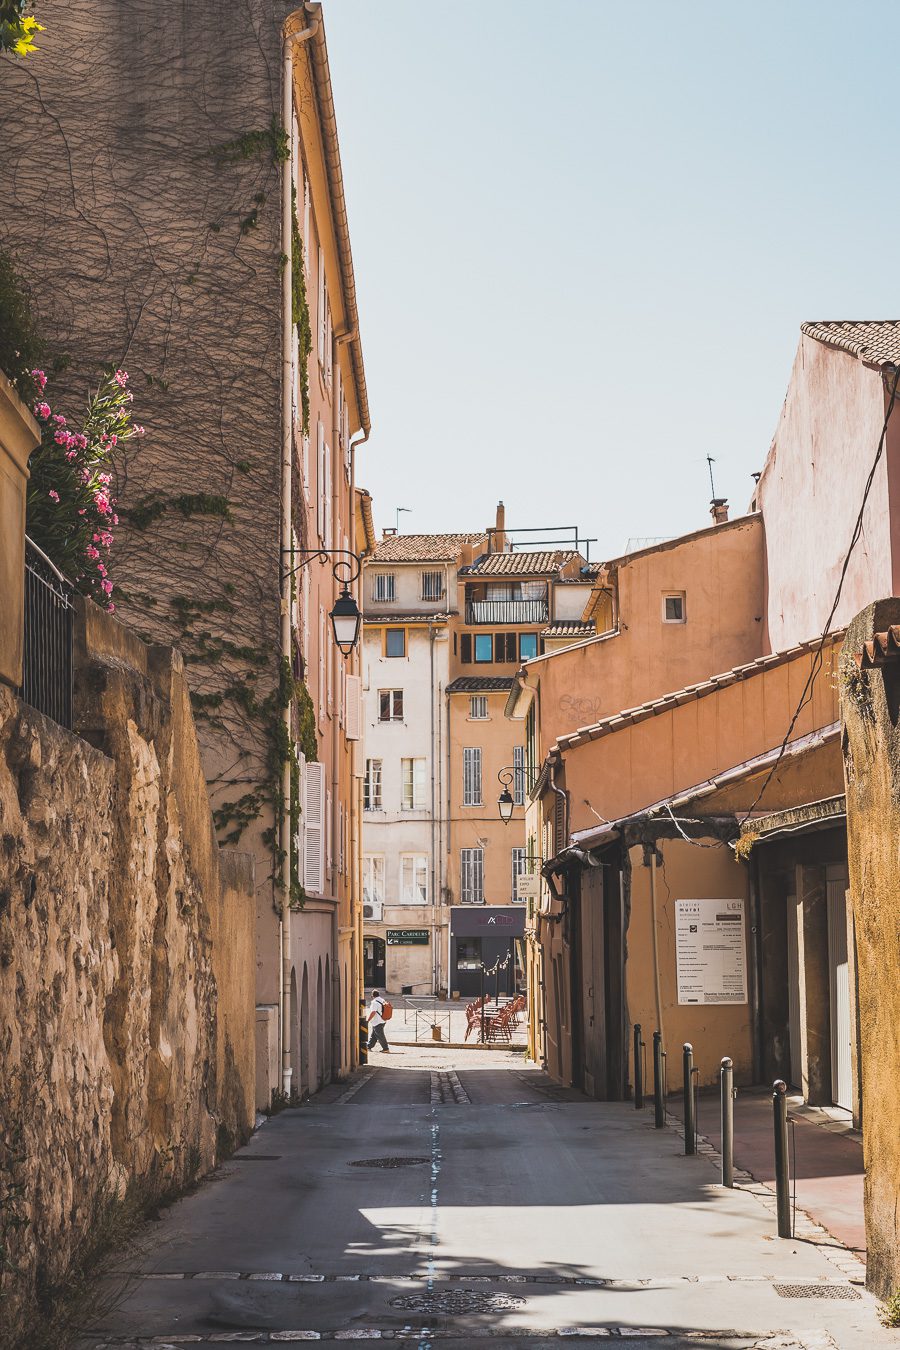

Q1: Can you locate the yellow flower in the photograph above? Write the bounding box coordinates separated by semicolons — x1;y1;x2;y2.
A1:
11;16;44;57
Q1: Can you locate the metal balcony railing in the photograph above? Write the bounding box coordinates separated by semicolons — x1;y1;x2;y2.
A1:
17;537;75;729
465;599;549;625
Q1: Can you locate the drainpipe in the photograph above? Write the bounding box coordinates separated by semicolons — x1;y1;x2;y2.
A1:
348;427;368;1032
429;623;438;994
280;8;319;1099
649;846;665;1051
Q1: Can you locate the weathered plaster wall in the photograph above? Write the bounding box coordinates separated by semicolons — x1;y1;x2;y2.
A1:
841;598;900;1299
0;603;254;1331
757;338;894;652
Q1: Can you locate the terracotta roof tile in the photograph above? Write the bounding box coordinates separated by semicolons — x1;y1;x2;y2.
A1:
446;676;515;694
857;624;900;668
369;533;485;563
801;320;900;369
460;550;580;577
542;620;596;639
363;611;450;624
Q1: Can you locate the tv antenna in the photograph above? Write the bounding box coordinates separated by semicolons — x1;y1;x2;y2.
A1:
706;456;718;498
395;506;412;532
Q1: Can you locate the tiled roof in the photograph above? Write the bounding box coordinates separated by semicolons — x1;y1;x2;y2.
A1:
460;549;580;577
553;634;844;754
801;321;900;369
363;611;450;624
857;625;900;669
542;621;596;639
446;676;515;694
369;533;485;563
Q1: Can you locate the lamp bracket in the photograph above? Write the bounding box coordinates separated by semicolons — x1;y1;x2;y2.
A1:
281;547;362;587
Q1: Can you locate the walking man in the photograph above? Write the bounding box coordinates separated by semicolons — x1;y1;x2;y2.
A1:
367;989;390;1054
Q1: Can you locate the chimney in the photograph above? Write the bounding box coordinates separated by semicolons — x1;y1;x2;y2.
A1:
489;501;507;554
383;526;397;538
710;498;729;525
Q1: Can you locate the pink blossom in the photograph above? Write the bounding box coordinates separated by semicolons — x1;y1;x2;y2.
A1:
111;514;119;525
101;531;113;547
31;369;47;391
65;450;77;461
108;603;115;613
33;402;50;420
97;563;107;576
86;546;99;560
132;424;146;437
98;472;111;486
48;489;59;502
114;369;128;388
53;414;66;426
101;579;113;595
54;429;71;446
77;508;86;516
73;433;87;450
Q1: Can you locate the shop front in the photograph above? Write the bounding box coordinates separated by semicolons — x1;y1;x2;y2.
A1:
449;906;526;999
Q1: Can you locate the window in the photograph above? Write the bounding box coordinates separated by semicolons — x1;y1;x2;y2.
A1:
461;633;473;664
474;633;493;663
421;570;444;602
363;855;385;907
469;695;488;720
494;632;517;663
456;936;482;969
513;745;526;805
364;759;383;811
402;757;426;810
663;592;686;623
400;854;429;904
511;847;527;901
519;632;539;661
460;848;484;904
373;572;395;603
463;747;482;806
385;627;406;658
379;689;403;722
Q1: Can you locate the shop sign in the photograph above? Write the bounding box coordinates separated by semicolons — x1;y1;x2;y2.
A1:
386;929;430;946
516;874;540;900
675;898;747;1005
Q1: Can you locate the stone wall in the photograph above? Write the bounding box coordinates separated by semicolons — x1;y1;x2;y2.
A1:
0;600;255;1334
841;598;900;1300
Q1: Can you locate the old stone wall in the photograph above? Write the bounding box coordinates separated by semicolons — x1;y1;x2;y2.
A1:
0;601;255;1333
841;598;900;1300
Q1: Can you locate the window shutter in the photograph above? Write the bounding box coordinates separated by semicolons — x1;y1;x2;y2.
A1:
303;761;325;895
317;421;325;539
554;788;566;855
345;674;361;740
324;440;332;549
326;787;333;877
461;633;472;664
414;758;426;809
295;750;306;885
513;745;525;806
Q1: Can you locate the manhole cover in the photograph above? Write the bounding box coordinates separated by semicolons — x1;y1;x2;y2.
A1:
774;1284;862;1300
349;1156;430;1169
390;1289;526;1315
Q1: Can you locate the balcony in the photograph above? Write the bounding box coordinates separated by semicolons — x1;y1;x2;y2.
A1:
465;599;549;625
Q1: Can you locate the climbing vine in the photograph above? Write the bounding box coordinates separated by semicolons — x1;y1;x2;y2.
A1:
290;195;312;431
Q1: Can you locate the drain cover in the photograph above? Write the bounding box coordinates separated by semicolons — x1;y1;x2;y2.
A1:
774;1284;862;1300
390;1289;526;1315
349;1156;430;1169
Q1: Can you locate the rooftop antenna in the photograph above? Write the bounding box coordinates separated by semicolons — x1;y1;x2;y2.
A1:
395;506;412;533
706;455;718;498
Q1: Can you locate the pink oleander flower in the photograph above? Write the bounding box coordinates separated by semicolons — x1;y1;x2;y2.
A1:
97;563;106;576
108;603;115;613
101;579;113;595
132;424;146;437
77;508;86;516
34;402;50;420
98;472;111;485
73;433;88;450
31;369;47;391
54;429;70;445
111;514;119;525
114;369;128;388
101;531;113;547
65;450;77;461
53;414;66;426
48;489;59;502
86;546;99;560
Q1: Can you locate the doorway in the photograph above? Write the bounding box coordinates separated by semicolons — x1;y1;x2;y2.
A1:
826;866;852;1110
786;893;801;1089
364;936;385;989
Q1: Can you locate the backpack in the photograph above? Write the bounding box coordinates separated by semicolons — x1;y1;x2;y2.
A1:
380;999;393;1022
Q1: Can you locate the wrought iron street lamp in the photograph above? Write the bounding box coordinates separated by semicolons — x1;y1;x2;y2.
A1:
281;547;363;656
497;767;516;824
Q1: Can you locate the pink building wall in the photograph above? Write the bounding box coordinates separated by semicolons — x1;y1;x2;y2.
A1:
757;335;900;652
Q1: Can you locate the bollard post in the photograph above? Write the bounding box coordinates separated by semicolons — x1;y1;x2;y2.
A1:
720;1057;734;1187
480;963;486;1044
653;1031;665;1128
773;1080;792;1237
682;1043;695;1154
633;1023;644;1109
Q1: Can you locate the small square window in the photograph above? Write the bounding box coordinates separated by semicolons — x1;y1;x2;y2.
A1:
469;696;488;719
421;570;444;602
373;572;395;603
386;627;406;657
474;634;493;663
663;593;686;623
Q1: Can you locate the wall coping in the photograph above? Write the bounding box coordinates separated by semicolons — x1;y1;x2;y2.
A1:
0;369;40;473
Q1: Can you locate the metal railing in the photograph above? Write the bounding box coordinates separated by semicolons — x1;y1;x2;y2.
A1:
465;599;549;625
17;537;75;729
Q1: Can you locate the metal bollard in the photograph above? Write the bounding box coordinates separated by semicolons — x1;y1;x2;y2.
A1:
773;1080;792;1237
633;1023;644;1109
653;1031;665;1128
720;1057;734;1187
682;1043;695;1154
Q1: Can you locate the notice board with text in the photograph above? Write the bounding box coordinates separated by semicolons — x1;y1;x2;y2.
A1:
675;898;747;1005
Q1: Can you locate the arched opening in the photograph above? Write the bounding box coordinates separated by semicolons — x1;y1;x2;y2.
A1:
300;963;311;1099
289;967;299;1100
316;959;325;1088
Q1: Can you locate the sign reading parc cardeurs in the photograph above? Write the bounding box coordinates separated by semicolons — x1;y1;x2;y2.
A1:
675;898;747;1005
386;929;430;946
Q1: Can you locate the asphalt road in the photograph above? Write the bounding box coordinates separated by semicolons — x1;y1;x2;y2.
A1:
77;1048;891;1349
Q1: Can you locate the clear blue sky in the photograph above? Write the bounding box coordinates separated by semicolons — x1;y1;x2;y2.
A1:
325;0;894;557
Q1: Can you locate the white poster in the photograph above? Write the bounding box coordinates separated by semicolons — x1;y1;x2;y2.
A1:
675;898;747;1005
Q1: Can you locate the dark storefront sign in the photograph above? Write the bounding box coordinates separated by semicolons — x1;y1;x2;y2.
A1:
386;929;430;946
449;907;526;997
450;906;526;938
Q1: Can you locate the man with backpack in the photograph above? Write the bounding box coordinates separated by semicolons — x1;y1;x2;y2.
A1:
367;990;392;1053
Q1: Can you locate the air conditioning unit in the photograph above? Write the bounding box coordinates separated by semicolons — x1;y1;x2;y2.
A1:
363;902;383;921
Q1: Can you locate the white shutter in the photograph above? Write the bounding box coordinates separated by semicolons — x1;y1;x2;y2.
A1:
324;441;332;549
317;420;325;539
295;750;306;885
345;674;361;740
303;761;325;895
414;758;426;809
326;787;333;878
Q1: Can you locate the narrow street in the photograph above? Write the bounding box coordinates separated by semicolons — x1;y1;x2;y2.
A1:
80;1051;890;1350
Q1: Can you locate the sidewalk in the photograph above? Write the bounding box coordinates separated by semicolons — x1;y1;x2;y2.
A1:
381;995;528;1048
668;1084;866;1260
